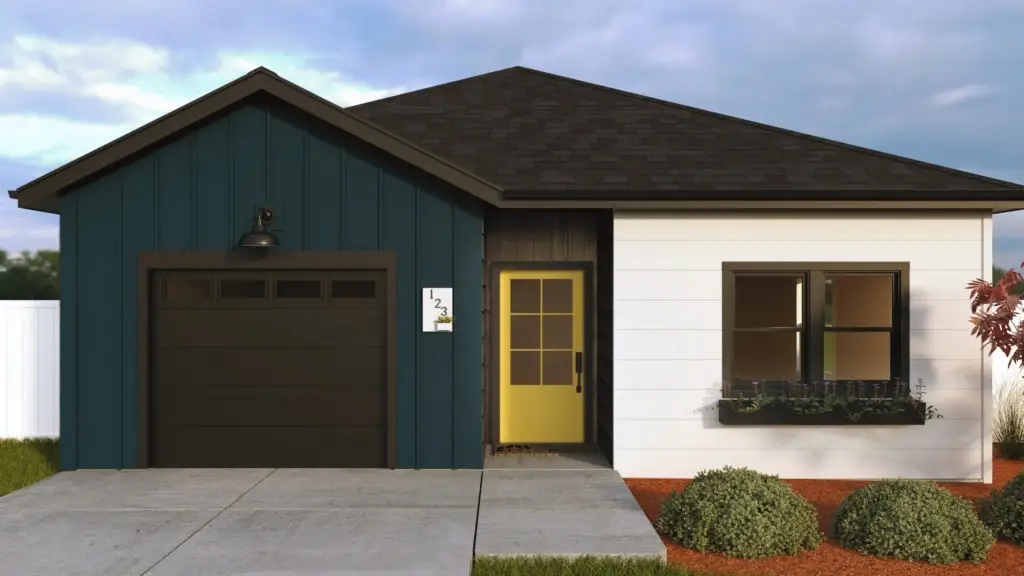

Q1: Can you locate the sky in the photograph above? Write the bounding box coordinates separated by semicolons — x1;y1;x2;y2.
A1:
1;0;1023;266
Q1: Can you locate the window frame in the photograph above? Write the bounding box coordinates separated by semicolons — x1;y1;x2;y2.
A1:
722;262;910;388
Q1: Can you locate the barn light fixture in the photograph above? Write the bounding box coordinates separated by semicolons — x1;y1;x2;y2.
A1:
237;206;280;248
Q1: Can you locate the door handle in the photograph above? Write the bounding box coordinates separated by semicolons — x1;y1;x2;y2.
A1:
574;351;583;394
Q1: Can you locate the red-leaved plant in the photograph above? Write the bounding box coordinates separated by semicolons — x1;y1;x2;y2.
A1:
968;264;1024;367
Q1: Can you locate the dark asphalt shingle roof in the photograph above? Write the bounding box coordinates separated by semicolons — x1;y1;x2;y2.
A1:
349;66;1021;192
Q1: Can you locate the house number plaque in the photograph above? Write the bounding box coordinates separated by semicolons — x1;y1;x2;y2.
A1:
422;288;454;332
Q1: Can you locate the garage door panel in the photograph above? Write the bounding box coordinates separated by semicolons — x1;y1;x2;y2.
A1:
151;268;389;468
152;426;386;468
154;385;385;427
157;309;384;347
154;346;384;390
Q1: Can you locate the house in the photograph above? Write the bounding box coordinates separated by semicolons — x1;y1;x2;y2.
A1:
9;66;1024;482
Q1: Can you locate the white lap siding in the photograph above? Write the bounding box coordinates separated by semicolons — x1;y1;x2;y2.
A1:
612;211;992;482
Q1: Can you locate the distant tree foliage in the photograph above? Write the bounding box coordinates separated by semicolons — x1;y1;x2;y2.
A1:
0;250;60;300
993;266;1024;294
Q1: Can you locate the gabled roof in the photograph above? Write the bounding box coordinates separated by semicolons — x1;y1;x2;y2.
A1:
9;68;503;213
350;66;1024;198
10;65;1024;214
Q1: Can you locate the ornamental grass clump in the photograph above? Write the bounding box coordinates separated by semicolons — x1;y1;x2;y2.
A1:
654;466;823;559
833;479;995;564
994;375;1024;459
978;469;1024;546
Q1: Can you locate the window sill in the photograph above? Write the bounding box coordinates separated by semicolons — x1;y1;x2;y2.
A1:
716;400;928;426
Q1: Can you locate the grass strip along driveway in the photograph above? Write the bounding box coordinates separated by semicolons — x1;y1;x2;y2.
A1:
0;438;59;497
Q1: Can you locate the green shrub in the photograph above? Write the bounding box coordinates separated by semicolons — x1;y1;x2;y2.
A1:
832;479;994;564
994;376;1024;459
978;469;1024;545
654;466;822;558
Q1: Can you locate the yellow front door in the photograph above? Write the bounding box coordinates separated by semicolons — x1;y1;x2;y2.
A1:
499;270;585;444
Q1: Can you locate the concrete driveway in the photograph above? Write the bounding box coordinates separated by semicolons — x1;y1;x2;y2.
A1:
0;469;482;576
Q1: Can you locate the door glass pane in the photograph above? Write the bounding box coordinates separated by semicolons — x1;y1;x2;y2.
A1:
825;331;890;380
826;274;893;328
510;315;540;349
509;351;540;385
733;330;801;381
542;315;573;349
734;275;804;329
542;279;573;313
542;351;574;385
510;279;540;313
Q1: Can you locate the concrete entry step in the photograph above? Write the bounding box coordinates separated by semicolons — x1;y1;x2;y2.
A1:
474;469;667;560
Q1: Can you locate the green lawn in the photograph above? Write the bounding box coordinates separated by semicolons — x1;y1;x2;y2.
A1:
0;437;60;496
473;556;721;576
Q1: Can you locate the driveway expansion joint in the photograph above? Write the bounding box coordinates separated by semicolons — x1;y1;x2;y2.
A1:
138;467;277;575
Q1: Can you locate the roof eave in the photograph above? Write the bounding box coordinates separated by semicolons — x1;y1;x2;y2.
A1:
502;188;1024;202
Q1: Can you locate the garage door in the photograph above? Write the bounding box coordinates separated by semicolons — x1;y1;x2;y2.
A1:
150;270;387;468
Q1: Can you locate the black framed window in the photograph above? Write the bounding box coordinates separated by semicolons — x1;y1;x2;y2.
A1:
723;262;909;389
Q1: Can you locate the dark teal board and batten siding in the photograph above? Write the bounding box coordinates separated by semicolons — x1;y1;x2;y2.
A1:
58;100;484;470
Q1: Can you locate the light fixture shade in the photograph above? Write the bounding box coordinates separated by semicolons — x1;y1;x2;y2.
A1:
237;229;279;248
237;207;279;248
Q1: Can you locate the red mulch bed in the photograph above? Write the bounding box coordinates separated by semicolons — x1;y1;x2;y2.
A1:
626;452;1024;576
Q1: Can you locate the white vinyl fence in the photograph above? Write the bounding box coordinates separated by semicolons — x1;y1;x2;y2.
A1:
0;300;59;439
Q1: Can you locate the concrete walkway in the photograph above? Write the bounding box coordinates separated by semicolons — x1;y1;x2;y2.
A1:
476;469;666;559
0;466;665;576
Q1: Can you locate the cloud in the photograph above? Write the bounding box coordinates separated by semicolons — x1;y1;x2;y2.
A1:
930;84;994;107
0;35;408;169
0;0;1022;256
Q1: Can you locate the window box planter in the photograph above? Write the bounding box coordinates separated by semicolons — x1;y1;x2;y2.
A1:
717;399;929;426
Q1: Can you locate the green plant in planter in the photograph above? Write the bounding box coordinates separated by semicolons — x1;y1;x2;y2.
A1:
719;378;942;423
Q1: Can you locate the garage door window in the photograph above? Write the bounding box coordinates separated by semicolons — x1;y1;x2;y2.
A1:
277;279;322;299
220;279;266;300
331;280;376;299
164;277;210;302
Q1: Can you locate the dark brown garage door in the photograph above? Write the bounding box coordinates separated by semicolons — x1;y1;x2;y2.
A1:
150;270;387;468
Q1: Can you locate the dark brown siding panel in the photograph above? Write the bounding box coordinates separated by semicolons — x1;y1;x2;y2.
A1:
595;211;614;465
485;210;598;263
483;209;605;447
